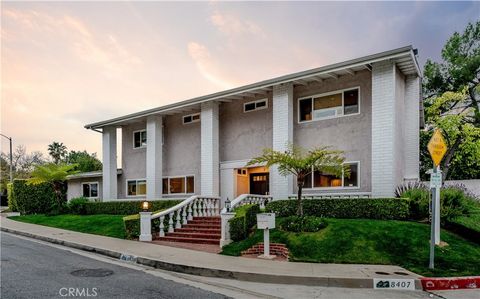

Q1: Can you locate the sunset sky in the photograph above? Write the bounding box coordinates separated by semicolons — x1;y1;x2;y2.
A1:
1;1;479;159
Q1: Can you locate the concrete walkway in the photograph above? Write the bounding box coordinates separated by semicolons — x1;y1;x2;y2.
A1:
0;216;422;289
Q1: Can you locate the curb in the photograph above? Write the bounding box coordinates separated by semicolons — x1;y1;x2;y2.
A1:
1;226;422;289
421;277;480;291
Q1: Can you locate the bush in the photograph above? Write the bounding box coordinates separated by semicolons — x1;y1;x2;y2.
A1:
7;183;17;212
123;214;141;239
401;188;430;220
229;204;261;242
395;181;427;198
265;198;410;220
12;180;61;215
68;197;90;215
84;200;181;215
280;216;327;232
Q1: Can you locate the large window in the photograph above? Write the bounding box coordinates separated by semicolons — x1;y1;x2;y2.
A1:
162;176;195;194
299;88;359;122
127;179;146;196
303;162;359;189
133;130;147;148
82;182;98;198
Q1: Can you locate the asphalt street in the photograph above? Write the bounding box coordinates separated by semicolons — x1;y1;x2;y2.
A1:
0;232;228;299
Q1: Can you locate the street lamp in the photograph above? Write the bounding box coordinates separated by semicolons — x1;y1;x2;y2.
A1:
0;134;12;183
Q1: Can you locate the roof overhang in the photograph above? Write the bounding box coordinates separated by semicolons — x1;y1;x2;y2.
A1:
66;169;122;180
85;45;421;130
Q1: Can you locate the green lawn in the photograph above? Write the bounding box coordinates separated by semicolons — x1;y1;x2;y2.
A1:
10;214;126;239
222;218;480;277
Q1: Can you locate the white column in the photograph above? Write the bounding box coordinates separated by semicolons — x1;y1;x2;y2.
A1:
146;115;163;200
404;76;420;181
220;212;235;247
371;61;396;197
139;211;152;242
201;101;220;197
271;83;293;200
102;126;117;200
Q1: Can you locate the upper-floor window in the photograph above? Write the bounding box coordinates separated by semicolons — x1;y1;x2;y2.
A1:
303;162;359;189
244;99;268;113
299;87;359;122
162;175;195;194
183;113;200;124
82;182;98;198
133;130;147;148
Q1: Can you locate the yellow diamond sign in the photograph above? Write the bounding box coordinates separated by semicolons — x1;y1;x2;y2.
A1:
428;129;448;167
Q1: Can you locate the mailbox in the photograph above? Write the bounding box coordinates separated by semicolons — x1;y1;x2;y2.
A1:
257;213;275;229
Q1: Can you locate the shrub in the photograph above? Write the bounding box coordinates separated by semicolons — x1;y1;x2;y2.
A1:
7;183;17;212
265;198;410;220
84;200;181;215
123;214;141;239
12;180;61;215
280;216;327;232
68;197;90;215
401;188;430;220
395;181;427;198
229;204;261;242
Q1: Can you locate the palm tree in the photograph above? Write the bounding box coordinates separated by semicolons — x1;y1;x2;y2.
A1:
247;144;348;216
48;142;68;164
28;163;78;209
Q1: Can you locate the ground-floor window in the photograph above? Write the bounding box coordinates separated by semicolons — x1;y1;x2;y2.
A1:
162;175;194;194
127;179;146;196
303;162;359;189
82;182;99;198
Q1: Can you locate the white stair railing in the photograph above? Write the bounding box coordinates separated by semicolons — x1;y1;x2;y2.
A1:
149;195;221;238
220;194;272;247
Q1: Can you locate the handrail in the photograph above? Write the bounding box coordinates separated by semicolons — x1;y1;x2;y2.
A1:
151;195;220;219
221;194;272;214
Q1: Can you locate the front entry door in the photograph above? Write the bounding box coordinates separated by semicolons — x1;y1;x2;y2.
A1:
250;173;269;195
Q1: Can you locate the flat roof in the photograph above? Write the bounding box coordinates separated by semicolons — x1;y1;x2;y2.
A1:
85;46;420;130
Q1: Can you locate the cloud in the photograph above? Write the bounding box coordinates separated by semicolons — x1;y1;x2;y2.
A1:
210;10;264;38
187;41;236;89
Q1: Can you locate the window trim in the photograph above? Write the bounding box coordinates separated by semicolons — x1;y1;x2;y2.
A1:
298;86;361;123
162;174;195;195
126;178;147;198
243;98;268;113
132;129;147;149
304;161;360;190
81;181;99;199
183;113;200;125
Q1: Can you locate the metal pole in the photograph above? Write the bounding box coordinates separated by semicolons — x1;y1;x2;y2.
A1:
429;167;437;269
9;137;13;183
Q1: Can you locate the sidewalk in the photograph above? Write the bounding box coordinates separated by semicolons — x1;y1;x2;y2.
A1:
0;216;422;289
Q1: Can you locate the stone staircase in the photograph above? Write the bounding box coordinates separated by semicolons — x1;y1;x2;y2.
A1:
156;216;221;245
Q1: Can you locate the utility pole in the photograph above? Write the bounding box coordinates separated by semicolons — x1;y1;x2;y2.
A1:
0;134;13;183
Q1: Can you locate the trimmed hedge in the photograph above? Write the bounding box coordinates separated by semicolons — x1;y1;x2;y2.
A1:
67;197;90;215
83;200;181;215
7;183;17;212
280;216;327;232
265;198;410;220
229;204;261;242
12;180;60;215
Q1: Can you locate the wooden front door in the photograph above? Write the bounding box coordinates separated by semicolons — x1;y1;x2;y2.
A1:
249;173;269;195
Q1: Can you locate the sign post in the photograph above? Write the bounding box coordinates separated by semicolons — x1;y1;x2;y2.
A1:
257;213;275;259
427;129;447;269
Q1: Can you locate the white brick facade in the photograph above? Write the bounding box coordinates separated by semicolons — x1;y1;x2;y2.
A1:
102;126;117;199
371;61;397;197
271;83;293;199
201;101;220;197
404;76;420;180
146;115;163;199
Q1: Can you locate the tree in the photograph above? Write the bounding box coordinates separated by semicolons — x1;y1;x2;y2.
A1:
423;90;480;179
27;163;78;210
247;144;347;216
66;150;102;172
0;145;46;190
422;21;480;179
48;142;68;164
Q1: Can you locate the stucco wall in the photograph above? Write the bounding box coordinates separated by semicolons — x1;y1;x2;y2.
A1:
163;113;201;195
293;70;372;193
219;95;273;162
121;122;147;198
67;177;103;201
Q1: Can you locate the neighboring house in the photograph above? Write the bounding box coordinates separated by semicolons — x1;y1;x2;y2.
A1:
67;46;422;203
